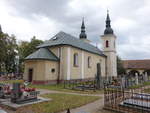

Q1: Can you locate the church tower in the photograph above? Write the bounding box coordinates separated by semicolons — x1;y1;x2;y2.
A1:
101;11;117;77
79;18;90;43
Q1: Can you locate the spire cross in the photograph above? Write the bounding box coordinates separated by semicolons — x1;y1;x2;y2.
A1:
82;17;84;22
81;17;85;29
107;10;109;14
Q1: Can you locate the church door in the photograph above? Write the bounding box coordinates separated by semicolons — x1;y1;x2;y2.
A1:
28;69;33;82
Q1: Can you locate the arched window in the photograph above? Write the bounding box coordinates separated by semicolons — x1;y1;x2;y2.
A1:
74;53;78;67
106;40;109;48
88;56;91;68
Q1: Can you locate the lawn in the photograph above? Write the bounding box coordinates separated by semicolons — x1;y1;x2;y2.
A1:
16;93;100;113
0;79;103;94
29;84;103;94
129;81;150;89
0;79;24;84
143;88;150;93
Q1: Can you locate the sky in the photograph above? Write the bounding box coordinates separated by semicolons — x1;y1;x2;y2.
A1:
0;0;150;60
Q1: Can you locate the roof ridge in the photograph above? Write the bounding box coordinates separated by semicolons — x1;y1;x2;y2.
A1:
37;31;105;57
57;31;99;48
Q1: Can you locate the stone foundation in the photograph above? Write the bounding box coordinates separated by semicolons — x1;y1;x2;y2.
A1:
32;77;96;85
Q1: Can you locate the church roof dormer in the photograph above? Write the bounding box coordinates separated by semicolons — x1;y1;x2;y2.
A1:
104;10;114;35
79;18;87;39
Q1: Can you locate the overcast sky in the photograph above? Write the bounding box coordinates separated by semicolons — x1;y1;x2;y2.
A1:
0;0;150;60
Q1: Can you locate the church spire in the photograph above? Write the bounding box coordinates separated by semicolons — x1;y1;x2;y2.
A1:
79;18;87;39
104;10;114;35
106;10;111;28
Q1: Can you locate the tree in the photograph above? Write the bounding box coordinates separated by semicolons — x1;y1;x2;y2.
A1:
117;56;126;75
4;34;18;73
0;32;18;73
0;32;7;73
18;36;43;72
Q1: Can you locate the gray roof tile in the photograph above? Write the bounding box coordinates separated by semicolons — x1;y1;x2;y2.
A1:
25;48;59;61
37;31;106;57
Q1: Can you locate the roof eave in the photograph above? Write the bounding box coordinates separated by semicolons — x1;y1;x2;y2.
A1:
25;58;59;62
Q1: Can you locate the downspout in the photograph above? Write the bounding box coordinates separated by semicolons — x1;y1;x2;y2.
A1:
57;47;61;84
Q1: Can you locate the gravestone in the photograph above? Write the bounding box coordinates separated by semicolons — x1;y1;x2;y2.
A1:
135;73;139;85
11;83;22;103
96;63;101;89
121;76;125;88
144;72;148;82
11;83;39;104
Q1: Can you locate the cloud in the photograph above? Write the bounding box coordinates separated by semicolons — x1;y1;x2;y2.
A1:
0;0;150;60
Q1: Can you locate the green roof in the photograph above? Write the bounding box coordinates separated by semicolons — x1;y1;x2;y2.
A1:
37;31;106;57
25;48;59;61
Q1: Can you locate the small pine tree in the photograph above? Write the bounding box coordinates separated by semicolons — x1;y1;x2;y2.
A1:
117;56;126;75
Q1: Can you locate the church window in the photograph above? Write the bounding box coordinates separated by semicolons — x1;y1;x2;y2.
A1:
74;53;78;67
51;68;55;73
88;56;91;68
106;40;109;47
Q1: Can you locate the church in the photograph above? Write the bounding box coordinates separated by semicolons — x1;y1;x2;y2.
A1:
23;12;117;84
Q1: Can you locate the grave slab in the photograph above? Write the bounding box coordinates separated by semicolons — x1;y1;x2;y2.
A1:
0;96;51;109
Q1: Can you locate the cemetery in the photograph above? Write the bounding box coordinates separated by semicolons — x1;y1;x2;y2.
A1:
64;64;104;91
0;2;150;112
1;71;150;113
103;75;150;113
0;80;100;113
0;60;150;113
0;82;52;110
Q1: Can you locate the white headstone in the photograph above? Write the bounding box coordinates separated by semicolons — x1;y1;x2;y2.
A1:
144;72;148;82
135;73;139;85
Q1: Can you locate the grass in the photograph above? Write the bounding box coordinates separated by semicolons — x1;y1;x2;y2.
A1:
0;79;103;94
0;79;24;84
29;84;103;94
143;88;150;93
129;81;150;89
141;82;150;93
129;84;143;89
0;80;101;113
16;93;100;113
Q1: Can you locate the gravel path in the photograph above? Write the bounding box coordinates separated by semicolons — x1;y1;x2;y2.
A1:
59;95;113;113
37;89;102;97
60;97;105;113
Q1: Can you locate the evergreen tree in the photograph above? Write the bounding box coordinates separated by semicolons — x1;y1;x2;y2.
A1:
117;56;126;75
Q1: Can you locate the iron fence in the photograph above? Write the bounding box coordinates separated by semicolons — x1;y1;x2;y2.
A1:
104;84;150;113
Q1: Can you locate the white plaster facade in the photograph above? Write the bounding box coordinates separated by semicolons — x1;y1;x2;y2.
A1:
101;34;117;77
